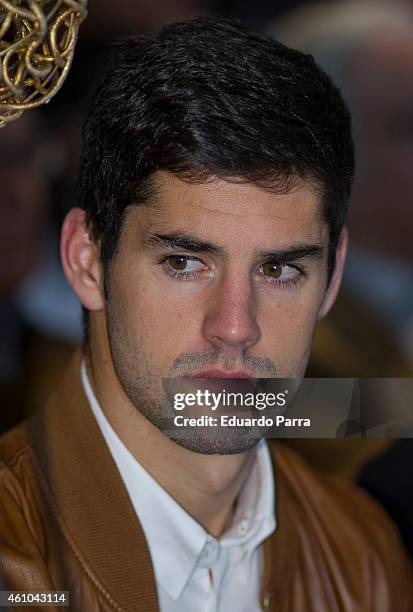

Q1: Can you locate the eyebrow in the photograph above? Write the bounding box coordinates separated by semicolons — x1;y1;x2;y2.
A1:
142;233;225;256
258;245;324;263
142;232;324;262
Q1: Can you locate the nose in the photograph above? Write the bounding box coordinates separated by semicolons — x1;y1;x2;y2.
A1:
201;276;261;350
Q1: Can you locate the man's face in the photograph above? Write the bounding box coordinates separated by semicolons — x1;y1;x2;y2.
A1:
101;172;335;453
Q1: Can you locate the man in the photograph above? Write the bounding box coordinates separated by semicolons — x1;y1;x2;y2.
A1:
0;17;410;612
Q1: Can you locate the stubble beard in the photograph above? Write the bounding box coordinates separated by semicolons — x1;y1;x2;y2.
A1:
106;309;264;455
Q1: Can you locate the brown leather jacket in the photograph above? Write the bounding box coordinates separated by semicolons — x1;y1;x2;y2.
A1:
0;353;411;611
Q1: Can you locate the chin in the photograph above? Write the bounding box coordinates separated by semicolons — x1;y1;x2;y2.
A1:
168;430;262;455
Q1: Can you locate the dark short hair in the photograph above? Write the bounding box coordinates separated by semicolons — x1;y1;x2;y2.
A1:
78;16;354;290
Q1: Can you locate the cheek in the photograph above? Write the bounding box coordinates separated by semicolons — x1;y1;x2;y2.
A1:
259;292;323;375
109;272;201;366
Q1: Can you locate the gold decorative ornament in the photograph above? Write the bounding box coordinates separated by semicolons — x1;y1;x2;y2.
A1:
0;0;87;127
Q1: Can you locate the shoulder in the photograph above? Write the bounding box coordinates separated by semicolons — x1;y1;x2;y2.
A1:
0;423;59;593
269;441;412;604
0;417;35;480
270;441;403;542
0;421;41;519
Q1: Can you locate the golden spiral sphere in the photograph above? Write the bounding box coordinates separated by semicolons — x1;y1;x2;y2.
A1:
0;0;88;127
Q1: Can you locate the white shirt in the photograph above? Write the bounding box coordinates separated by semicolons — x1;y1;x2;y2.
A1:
81;361;276;612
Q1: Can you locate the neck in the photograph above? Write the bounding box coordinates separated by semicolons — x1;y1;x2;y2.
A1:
86;324;256;538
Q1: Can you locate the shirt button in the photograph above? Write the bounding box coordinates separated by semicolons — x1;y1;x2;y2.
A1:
238;519;249;535
261;592;271;610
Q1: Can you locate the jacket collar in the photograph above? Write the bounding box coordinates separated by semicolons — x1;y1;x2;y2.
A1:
29;350;298;611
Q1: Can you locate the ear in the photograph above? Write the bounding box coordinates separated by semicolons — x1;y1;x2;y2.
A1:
60;208;105;311
318;227;348;320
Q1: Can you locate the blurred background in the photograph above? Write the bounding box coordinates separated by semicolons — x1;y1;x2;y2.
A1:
1;0;413;557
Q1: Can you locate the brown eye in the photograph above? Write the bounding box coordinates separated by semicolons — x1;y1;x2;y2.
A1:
262;262;283;278
164;255;207;277
168;255;189;271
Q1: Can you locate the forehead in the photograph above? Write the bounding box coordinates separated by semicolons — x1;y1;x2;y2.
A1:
127;171;327;248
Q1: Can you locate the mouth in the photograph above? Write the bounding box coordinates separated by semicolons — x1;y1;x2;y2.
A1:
188;370;255;379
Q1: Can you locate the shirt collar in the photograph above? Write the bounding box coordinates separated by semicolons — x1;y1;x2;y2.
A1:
221;438;276;550
81;360;276;600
